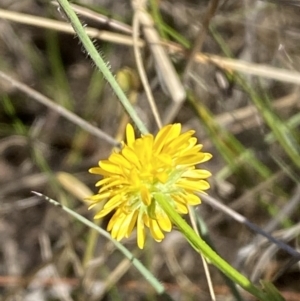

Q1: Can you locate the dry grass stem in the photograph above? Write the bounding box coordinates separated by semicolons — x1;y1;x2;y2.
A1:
0;71;119;146
0;8;143;47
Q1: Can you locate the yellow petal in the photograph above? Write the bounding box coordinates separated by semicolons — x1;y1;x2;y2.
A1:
134;135;153;163
88;191;111;201
181;169;212;179
95;177;111;187
122;147;141;168
155;172;169;184
143;213;150;227
178;152;211;166
157;213;172;232
137;213;146;249
129;168;140;187
174;201;188;214
187;137;197;148
111;212;127;239
103;194;123;210
178;145;202;157
154;124;181;153
140;185;151;206
149;219;164;241
125;210;139;238
202;153;213;163
197;180;210;190
176;179;210;191
117;211;137;240
172;194;189;213
185;193;201;205
107;208;122;231
109;153;132;169
126;123;135;148
89;167;110;176
176;153;207;166
100;161;123;174
99;178;126;192
155;153;172;167
164;130;195;152
94;206;115;219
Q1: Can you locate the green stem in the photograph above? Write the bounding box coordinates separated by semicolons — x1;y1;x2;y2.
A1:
155;193;270;301
56;0;148;135
33;192;166;295
149;0;167;39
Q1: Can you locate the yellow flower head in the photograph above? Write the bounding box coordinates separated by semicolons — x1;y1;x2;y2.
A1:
88;124;212;249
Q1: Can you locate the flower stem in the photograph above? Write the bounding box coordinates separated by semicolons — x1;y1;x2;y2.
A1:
155;193;270;301
56;0;148;135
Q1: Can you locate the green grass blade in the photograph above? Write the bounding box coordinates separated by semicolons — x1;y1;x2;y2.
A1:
188;91;271;181
32;191;173;298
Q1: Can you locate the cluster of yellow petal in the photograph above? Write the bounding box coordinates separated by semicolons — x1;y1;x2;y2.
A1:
88;124;212;249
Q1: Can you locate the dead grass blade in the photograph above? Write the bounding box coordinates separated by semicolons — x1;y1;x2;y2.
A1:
0;8;143;47
0;71;119;146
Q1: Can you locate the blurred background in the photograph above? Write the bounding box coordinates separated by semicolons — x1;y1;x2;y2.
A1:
0;0;300;300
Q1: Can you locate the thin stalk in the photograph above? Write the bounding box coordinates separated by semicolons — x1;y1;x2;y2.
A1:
56;0;148;135
155;193;274;301
32;191;171;298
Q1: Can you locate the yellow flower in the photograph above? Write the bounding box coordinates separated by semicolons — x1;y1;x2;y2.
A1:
88;124;212;249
